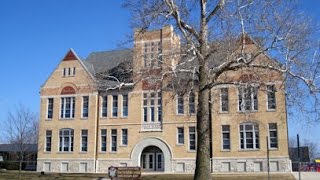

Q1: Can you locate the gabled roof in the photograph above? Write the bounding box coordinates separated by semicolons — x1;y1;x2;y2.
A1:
86;49;132;74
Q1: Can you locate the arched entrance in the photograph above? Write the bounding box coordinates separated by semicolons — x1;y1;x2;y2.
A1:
131;137;172;172
141;146;164;172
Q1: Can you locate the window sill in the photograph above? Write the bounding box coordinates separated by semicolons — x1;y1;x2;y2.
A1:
119;145;128;147
100;117;108;119
45;119;53;121
176;113;185;116
238;149;260;152
80;118;88;120
43;152;51;154
99;151;107;154
237;110;258;113
59;118;75;120
176;143;185;146
57;152;73;154
269;148;279;151
109;151;117;154
79;152;88;154
219;111;229;114
266;109;276;112
221;149;231;152
187;150;196;153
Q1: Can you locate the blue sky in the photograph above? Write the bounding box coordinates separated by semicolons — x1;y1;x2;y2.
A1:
0;0;319;149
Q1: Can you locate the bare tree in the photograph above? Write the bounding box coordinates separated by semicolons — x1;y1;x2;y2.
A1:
4;104;38;177
302;139;320;161
97;0;320;179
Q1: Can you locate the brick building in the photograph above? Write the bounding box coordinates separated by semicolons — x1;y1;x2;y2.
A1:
37;26;291;173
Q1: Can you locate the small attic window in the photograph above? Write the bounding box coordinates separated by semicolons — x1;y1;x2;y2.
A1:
63;67;76;77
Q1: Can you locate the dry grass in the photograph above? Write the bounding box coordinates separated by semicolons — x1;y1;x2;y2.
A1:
0;171;295;180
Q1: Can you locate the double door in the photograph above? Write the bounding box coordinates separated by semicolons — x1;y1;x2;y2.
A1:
141;152;164;171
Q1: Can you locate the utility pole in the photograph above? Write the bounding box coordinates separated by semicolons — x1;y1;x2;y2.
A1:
297;134;301;180
266;136;270;180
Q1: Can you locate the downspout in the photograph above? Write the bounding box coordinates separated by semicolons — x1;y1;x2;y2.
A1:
94;92;100;173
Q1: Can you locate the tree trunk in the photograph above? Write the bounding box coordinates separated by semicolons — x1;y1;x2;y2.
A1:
194;1;211;179
194;88;211;180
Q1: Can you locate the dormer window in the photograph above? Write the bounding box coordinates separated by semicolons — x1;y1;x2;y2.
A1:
143;41;162;67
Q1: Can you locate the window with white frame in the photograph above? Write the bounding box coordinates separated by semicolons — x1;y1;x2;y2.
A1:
177;127;184;144
189;92;195;114
268;123;278;148
220;88;229;112
267;85;276;110
157;92;162;121
121;129;128;146
101;129;107;152
112;95;118;117
73;67;76;76
63;67;76;77
240;123;259;150
143;41;162;67
59;128;74;152
45;130;52;152
143;92;162;122
102;96;108;117
82;96;89;118
47;98;54;119
81;129;88;152
177;95;184;115
60;97;75;119
189;126;196;151
122;94;128;117
222;125;230;150
238;86;258;111
111;129;117;152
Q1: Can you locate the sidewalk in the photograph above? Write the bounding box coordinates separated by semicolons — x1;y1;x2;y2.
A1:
292;172;320;180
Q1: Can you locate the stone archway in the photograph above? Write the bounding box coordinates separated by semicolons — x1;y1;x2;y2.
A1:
131;137;172;172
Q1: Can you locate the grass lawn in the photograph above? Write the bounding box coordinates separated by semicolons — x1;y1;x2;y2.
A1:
0;171;295;180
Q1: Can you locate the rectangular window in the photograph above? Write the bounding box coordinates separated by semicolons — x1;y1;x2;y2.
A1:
189;93;195;114
238;86;258;111
73;67;76;76
189;126;196;151
143;41;161;67
111;129;117;152
222;125;230;150
267;85;276;110
177;95;184;114
220;88;229;112
60;97;75;119
63;68;66;77
143;93;148;122
143;92;162;123
45;130;52;152
122;94;128;117
81;129;88;152
158;92;162;121
102;96;108;117
150;93;155;122
47;98;54;119
121;129;128;146
177;127;184;144
59;129;74;152
68;67;71;76
112;95;118;117
82;96;89;118
268;123;278;148
101;129;107;152
240;124;259;150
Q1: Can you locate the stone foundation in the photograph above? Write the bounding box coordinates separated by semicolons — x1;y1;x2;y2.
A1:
211;157;291;172
37;159;95;173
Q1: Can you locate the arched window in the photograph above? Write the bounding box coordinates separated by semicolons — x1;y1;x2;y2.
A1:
240;123;259;150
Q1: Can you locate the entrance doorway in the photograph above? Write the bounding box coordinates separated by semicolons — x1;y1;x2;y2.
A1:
140;146;164;172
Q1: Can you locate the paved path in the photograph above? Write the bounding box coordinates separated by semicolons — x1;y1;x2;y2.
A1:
292;172;320;180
